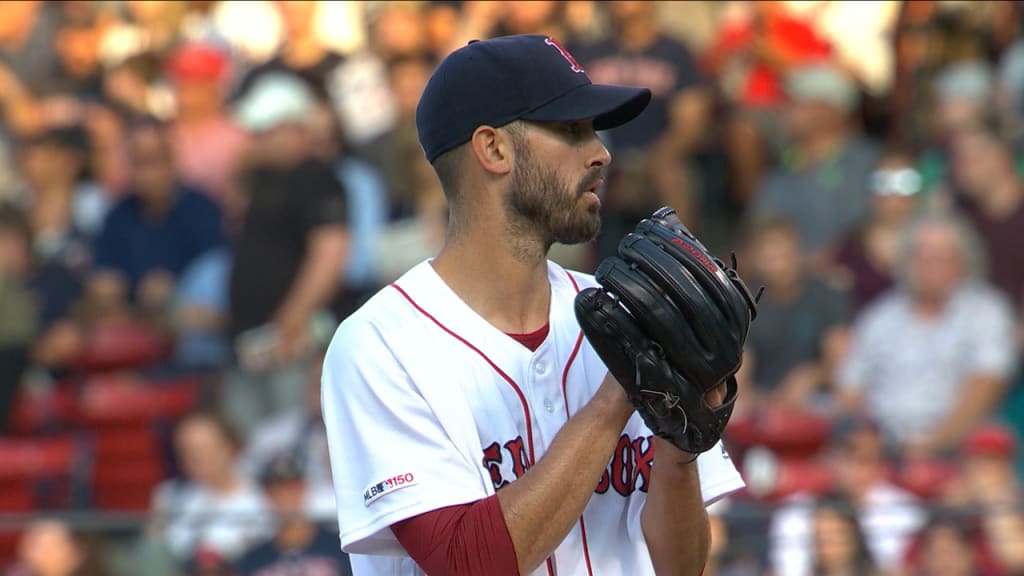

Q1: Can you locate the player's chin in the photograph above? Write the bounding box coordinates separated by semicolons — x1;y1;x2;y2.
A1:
554;213;601;245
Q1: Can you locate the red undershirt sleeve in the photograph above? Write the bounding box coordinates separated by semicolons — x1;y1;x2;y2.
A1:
391;493;520;576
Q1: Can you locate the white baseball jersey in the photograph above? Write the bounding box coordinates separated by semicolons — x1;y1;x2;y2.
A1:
322;259;745;576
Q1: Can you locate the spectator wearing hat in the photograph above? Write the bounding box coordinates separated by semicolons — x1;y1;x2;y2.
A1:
226;72;348;435
750;63;880;261
165;40;248;219
234;453;352;576
940;423;1024;574
239;349;336;523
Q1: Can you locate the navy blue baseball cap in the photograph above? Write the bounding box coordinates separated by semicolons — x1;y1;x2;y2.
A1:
416;34;652;163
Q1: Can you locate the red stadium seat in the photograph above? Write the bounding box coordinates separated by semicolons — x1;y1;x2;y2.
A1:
736;446;837;502
71;319;171;373
0;435;81;512
74;375;199;511
894;458;958;500
77;375;200;425
0;436;77;480
726;407;833;460
8;387;79;434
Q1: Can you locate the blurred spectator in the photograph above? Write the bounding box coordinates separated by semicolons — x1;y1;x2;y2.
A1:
702;0;833;205
6;519;108;576
835;214;1017;454
951;126;1024;311
890;2;1014;153
240;350;334;522
49;1;110;100
170;246;232;372
15;125;108;256
343;51;447;284
226;73;348;434
570;0;711;255
941;423;1024;574
917;60;997;192
741;216;851;411
808;495;882;576
99;51;169;120
770;418;925;576
823;149;924;314
235;1;343;102
0;204;35;431
234;453;352;576
902;513;999;576
304;100;387;311
703;499;759;576
146;411;272;567
0;2;62;98
360;54;437;221
496;1;566;39
87;118;224;321
750;63;880;260
13;126;103;373
165;40;248;215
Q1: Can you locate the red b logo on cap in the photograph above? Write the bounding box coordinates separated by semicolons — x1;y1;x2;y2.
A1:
544;37;585;74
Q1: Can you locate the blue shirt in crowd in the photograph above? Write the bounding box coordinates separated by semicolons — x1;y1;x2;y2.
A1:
93;186;224;295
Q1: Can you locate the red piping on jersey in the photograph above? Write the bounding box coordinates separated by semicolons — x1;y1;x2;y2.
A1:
391;283;538;468
392;283;554;576
562;271;595;576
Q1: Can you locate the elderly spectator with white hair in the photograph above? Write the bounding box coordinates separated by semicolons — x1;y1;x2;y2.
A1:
834;213;1017;456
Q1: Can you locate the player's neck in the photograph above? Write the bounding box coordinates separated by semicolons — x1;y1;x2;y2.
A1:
433;233;552;334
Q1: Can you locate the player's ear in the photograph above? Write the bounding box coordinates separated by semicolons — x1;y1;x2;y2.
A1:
469;125;514;176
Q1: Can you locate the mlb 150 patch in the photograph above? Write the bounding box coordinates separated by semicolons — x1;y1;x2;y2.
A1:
363;473;417;506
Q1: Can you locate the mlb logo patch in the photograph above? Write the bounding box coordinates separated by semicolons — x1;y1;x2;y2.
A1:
363;472;418;506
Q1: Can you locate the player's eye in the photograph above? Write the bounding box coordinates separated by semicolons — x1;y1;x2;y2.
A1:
564;122;583;138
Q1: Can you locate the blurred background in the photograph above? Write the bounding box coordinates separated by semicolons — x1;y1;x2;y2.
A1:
0;1;1023;575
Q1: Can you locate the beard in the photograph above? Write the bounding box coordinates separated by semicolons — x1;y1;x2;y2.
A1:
504;144;603;249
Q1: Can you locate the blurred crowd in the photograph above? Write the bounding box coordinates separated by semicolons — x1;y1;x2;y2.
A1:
1;1;1023;575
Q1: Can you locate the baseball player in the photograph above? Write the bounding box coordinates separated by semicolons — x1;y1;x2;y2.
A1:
322;34;752;576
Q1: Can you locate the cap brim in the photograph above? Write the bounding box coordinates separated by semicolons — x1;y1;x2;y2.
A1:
522;83;651;131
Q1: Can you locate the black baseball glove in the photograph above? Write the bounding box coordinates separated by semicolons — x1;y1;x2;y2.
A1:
575;207;760;453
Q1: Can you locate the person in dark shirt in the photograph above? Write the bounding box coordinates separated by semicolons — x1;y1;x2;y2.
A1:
89;118;224;318
569;1;711;258
742;216;851;411
951;126;1024;311
825;150;924;314
226;73;348;434
235;453;352;576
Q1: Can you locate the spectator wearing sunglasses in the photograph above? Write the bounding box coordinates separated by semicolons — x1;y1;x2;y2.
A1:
821;149;924;313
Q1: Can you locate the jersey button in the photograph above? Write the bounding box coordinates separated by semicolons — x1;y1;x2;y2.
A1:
544;400;555;413
534;362;547;376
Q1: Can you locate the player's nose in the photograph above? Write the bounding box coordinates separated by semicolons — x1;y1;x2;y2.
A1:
588;137;611;170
